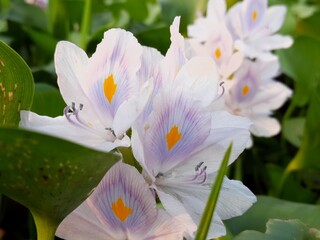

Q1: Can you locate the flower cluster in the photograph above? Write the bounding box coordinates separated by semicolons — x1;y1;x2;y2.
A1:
188;0;292;146
20;0;292;239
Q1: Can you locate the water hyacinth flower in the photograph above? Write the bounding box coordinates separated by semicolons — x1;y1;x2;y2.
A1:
132;54;256;238
56;162;186;240
20;29;152;152
227;0;293;60
224;59;292;142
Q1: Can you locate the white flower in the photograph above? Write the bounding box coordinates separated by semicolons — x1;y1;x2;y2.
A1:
227;0;293;60
56;162;186;240
132;55;256;238
224;59;292;140
187;0;243;79
20;29;152;152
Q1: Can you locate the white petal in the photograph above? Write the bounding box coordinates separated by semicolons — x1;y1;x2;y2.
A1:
264;5;287;34
252;81;292;112
250;115;281;136
113;80;153;137
19;111;123;152
144;209;187;240
207;0;226;20
251;34;293;52
215;176;257;220
175;111;251;174
56;202;116;240
174;56;220;107
54;41;90;106
221;51;243;79
156;189;197;237
235;40;278;61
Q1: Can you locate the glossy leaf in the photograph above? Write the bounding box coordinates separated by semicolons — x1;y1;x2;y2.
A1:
225;196;320;235
233;219;320;240
0;40;34;127
195;143;232;240
0;128;121;232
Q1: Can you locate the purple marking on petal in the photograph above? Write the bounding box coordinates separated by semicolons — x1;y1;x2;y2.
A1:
244;0;267;32
144;89;211;174
87;162;158;236
233;69;259;103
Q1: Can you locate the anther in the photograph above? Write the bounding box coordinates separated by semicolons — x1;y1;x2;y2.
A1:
156;172;164;178
79;103;84;110
195;162;204;171
106;128;116;137
71;102;76;111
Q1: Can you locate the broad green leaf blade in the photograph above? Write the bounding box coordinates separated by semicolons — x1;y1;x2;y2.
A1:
0;41;34;127
0;128;121;226
225;196;320;235
278;36;320;106
195;143;232;240
233;219;320;240
31;83;65;117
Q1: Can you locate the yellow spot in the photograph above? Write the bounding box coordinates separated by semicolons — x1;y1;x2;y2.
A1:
103;74;117;103
215;48;222;60
87;121;93;127
242;84;250;96
166;125;182;151
252;9;258;21
112;197;133;222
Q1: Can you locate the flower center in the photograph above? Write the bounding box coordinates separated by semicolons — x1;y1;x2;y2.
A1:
104;74;117;103
112;197;132;222
166;125;182;151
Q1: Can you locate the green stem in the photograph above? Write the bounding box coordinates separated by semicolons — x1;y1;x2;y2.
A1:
80;0;92;50
31;211;58;240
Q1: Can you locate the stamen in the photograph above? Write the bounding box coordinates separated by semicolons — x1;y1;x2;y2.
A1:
190;162;207;184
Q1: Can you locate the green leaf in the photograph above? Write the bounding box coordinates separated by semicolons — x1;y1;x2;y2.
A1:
195;143;232;240
8;1;47;31
225;196;320;235
233;219;320;240
158;0;199;34
283;117;305;147
0;40;34;127
0;128;121;237
278;37;320;106
31;83;65;117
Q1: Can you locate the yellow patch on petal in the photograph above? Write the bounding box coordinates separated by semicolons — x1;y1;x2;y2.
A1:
112;197;132;222
252;9;258;21
215;48;222;60
242;84;250;96
166;125;182;151
103;74;117;103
